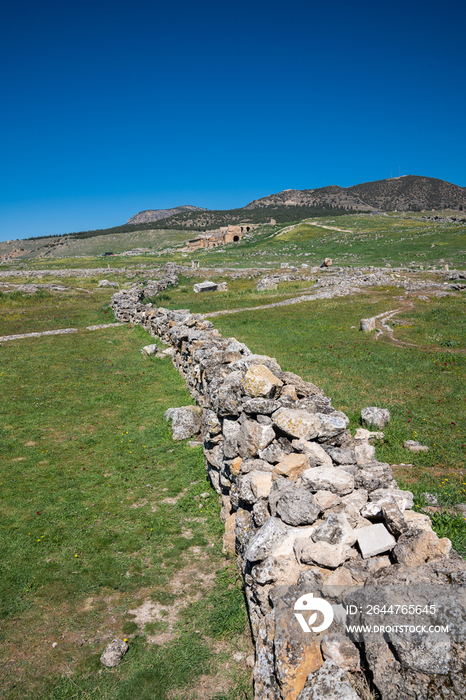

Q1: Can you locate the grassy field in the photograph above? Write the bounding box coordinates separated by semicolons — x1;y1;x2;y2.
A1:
0;291;253;700
2;210;465;272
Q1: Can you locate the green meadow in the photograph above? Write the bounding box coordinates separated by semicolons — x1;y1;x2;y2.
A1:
0;289;253;700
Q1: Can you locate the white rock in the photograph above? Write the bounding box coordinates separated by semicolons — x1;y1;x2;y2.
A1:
100;639;129;667
141;343;158;355
361;406;390;429
354;443;375;465
356;523;396;559
193;280;218;293
292;439;333;467
272;408;321;440
316;412;349;438
295;539;354;569
301;467;354;495
245;517;289;562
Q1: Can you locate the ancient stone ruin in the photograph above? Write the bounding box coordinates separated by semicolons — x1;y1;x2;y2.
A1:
111;287;466;700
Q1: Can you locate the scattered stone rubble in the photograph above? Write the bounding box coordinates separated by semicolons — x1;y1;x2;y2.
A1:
111;288;466;700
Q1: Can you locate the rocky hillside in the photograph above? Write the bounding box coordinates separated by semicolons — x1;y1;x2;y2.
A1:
245;176;466;212
245;185;372;212
127;205;206;224
347;175;466;211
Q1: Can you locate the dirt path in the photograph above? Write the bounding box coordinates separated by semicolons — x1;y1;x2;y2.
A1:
0;323;124;343
203;285;357;318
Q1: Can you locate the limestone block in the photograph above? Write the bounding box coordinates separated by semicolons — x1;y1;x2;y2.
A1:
164;405;202;440
313;490;341;512
223;513;236;554
321;633;360;672
316;412;349;438
312;513;356;546
238;419;276;458
242;364;283;398
272;408;321;440
340;489;368;511
322;568;357;600
273;591;324;700
272;525;316;559
253;500;271;528
222;418;241;459
193;280;218;293
393;529;451;566
281;384;299;401
301;467;354;495
326;447;358;465
280;371;324;397
354;443;376;465
100;639;129;667
367;488;414;513
242;397;281;415
403;510;434;532
356;523;396;559
404;439;429;453
292;439;333;467
259;437;293;464
273;453;310;481
141;343;158;355
354;428;384;443
276;485;320;526
250;471;273;500
245;516;289;562
381;497;409;538
361;406;390;429
295;539;354;568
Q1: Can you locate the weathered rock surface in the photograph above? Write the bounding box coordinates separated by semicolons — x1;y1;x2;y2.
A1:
193;280;218;293
273;453;310;481
393;529;451;566
361;406;390;429
100;639;129;667
276;485;320;526
295;539;354;568
242;364;283;398
238;419;275;458
245;516;290;563
301;467;354;495
296;659;360;700
272;408;321;441
164;405;202;440
321;633;360;672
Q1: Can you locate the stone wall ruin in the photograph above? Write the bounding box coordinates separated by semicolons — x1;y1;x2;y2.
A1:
111;287;466;700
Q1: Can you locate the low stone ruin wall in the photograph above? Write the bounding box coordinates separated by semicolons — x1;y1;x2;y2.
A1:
111;287;466;700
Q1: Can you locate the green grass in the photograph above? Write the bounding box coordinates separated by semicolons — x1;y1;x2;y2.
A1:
145;274;316;315
180;212;466;269
0;291;252;699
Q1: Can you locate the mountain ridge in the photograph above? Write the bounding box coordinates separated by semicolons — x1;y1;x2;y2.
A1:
127;205;207;224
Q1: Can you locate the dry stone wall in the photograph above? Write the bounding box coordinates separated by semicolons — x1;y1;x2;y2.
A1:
111;287;466;700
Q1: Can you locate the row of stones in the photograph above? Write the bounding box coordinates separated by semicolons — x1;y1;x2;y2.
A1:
110;287;465;700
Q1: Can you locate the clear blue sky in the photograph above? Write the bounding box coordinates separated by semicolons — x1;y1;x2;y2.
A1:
1;0;465;241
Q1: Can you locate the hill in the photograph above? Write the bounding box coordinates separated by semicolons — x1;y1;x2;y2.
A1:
347;175;466;211
246;175;466;213
127;205;207;224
